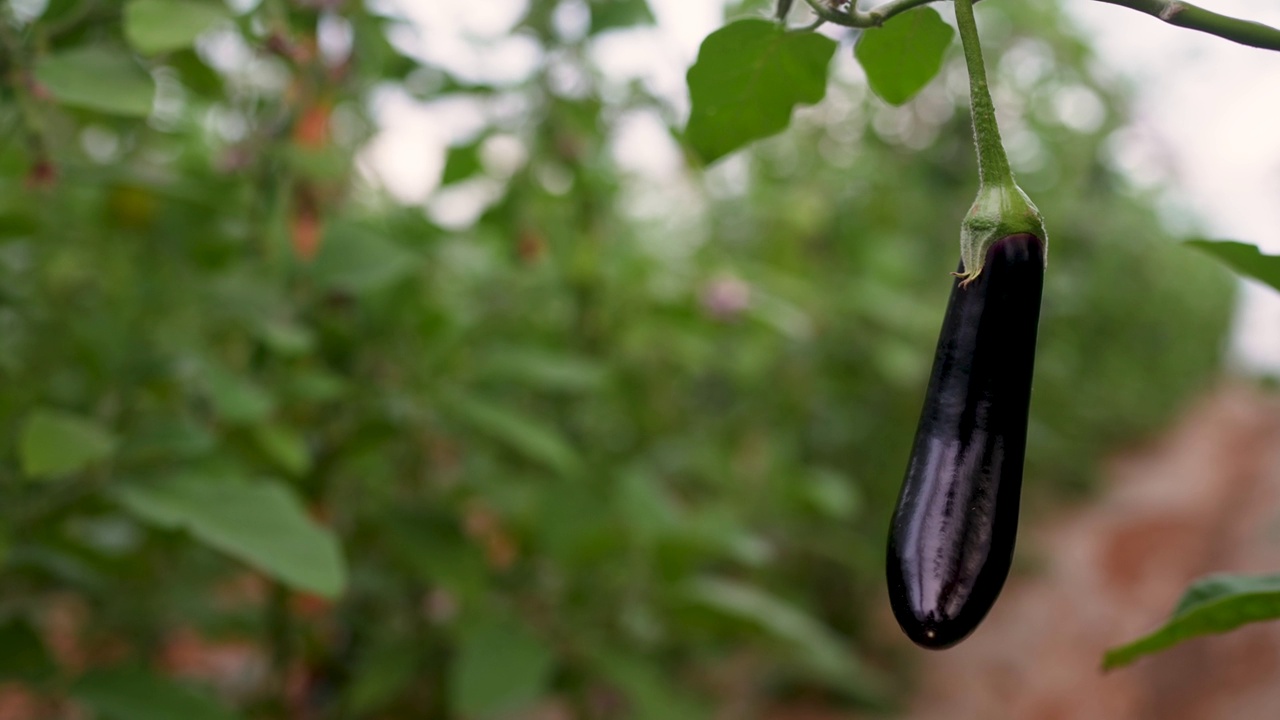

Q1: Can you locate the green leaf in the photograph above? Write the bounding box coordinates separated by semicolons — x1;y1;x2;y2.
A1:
200;365;274;424
1103;573;1280;670
35;47;155;117
19;408;116;479
477;347;608;393
855;7;954;105
0;617;57;683
311;221;418;294
441;139;484;186
125;0;229;55
589;0;655;33
1186;240;1280;293
685;19;836;164
591;652;707;720
451;612;554;718
681;577;882;702
251;423;312;477
440;392;581;476
345;638;421;715
72;668;240;720
115;476;346;597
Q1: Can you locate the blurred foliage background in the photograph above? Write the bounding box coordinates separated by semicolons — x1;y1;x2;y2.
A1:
0;0;1235;717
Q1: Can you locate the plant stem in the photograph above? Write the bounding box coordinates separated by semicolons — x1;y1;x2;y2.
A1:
1095;0;1280;51
796;0;1280;54
799;0;941;28
952;0;1012;189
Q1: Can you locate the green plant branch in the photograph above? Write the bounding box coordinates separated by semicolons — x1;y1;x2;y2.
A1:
951;0;1045;279
795;0;1280;53
799;0;941;28
1095;0;1280;51
952;0;1011;188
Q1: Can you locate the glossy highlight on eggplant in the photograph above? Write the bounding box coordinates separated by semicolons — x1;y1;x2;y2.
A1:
886;233;1045;649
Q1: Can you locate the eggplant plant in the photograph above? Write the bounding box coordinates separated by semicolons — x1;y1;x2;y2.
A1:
687;0;1280;654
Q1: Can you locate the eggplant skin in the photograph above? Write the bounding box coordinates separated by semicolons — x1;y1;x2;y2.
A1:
886;233;1045;649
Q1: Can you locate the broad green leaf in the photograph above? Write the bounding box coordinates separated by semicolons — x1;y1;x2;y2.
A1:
1186;240;1280;293
125;0;229;55
201;365;274;424
115;476;346;597
35;47;155;117
685;19;836;164
681;577;881;701
855;7;954;105
1103;573;1280;670
451;613;554;718
311;222;417;294
73;668;240;720
440;392;581;476
0;617;57;682
19;408;116;479
441;139;484;186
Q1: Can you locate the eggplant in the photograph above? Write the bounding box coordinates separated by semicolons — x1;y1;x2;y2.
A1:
886;233;1045;649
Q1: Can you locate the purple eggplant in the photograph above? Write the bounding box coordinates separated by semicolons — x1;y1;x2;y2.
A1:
886;233;1045;649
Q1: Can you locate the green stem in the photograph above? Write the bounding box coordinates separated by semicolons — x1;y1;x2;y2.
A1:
795;0;1280;54
1095;0;1280;51
953;0;1012;189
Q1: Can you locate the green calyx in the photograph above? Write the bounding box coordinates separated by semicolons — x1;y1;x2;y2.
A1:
952;0;1047;283
958;180;1047;282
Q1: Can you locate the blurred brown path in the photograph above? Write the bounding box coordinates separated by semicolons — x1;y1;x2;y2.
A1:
886;384;1280;720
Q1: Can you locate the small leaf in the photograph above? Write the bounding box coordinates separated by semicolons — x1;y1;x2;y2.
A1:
1103;573;1280;670
125;0;229;56
440;139;484;186
73;667;240;720
451;612;554;718
254;319;315;357
115;476;346;597
477;347;608;393
590;0;655;33
590;651;707;720
681;577;882;701
35;47;155;117
19;408;116;479
1186;240;1280;294
685;19;836;164
345;637;421;715
440;392;581;476
200;365;274;424
251;423;312;477
855;7;954;105
311;221;417;294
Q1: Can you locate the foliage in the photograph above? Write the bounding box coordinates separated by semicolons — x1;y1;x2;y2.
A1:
1187;240;1280;293
854;8;954;106
1104;574;1280;670
0;0;1236;716
1102;242;1280;666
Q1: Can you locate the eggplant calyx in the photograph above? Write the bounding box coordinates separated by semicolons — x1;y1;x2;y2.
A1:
957;181;1047;284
